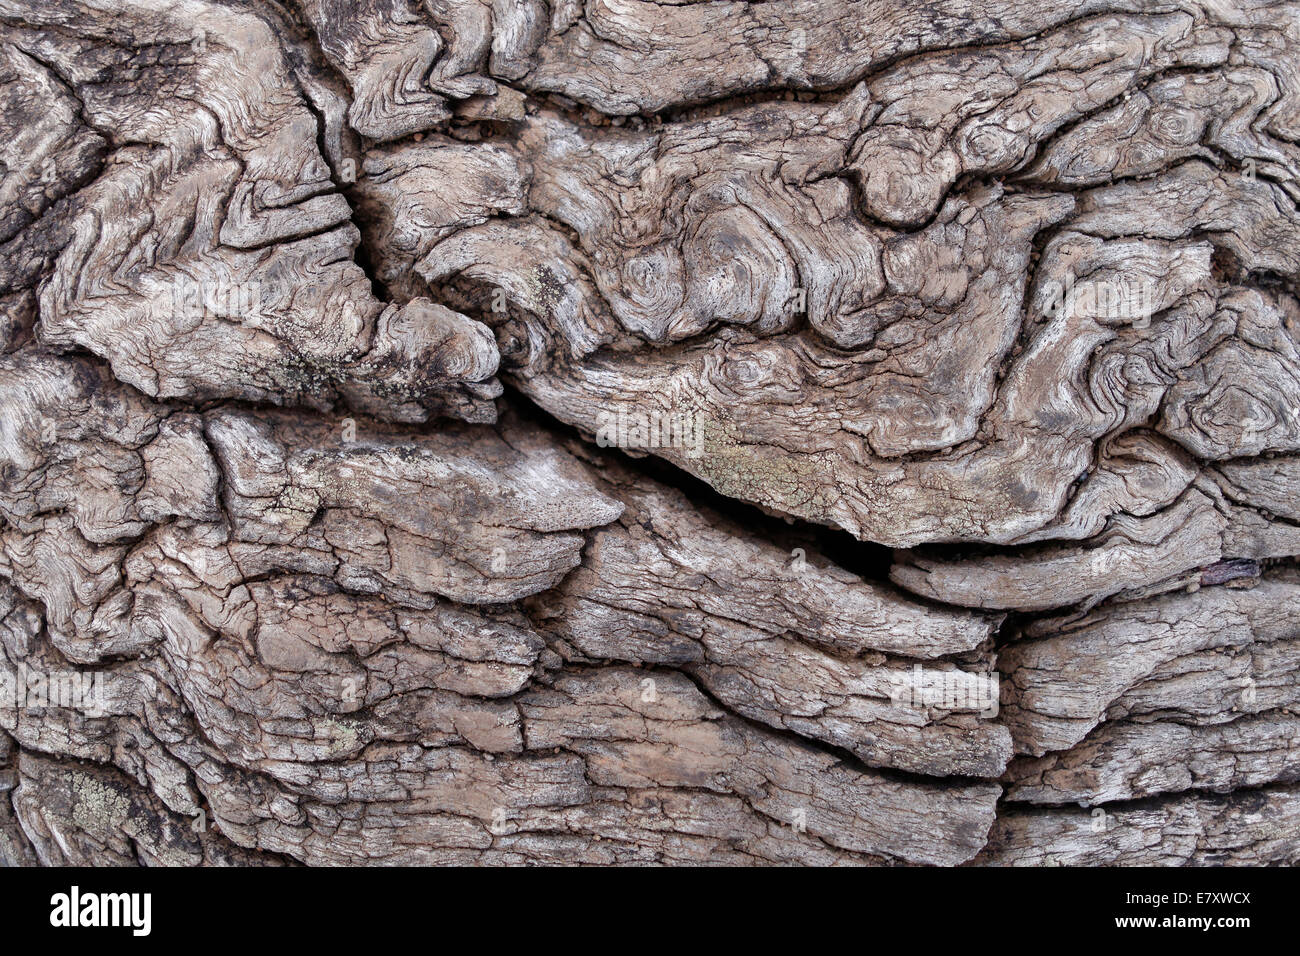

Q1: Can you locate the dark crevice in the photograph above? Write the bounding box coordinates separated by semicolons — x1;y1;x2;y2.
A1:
497;379;897;585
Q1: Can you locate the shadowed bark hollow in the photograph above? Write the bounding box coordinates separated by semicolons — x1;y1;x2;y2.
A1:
0;0;1297;866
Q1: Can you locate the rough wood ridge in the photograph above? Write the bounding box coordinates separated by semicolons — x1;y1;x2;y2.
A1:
0;0;1297;866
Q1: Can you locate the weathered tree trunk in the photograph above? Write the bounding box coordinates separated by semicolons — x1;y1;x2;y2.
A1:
0;0;1297;866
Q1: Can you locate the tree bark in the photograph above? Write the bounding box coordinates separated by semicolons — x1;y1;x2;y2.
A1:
0;0;1297;866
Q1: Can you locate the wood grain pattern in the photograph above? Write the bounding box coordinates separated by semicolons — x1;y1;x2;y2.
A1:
0;0;1296;866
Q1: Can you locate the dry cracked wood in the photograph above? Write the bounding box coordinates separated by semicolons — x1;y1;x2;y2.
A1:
0;0;1297;866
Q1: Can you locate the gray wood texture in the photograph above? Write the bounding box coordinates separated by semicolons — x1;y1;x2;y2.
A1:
0;0;1296;865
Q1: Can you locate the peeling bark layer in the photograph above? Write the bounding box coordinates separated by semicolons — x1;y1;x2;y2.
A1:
0;0;1297;866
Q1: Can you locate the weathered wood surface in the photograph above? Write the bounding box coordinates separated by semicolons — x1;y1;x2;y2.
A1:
0;0;1297;866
